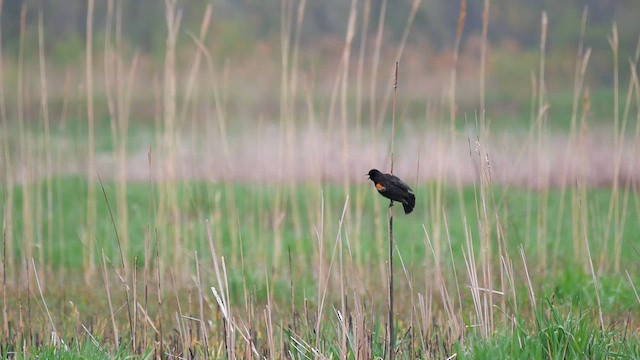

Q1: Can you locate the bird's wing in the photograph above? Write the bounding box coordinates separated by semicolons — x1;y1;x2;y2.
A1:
386;174;413;192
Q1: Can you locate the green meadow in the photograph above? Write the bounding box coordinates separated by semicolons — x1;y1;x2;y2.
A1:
3;175;640;358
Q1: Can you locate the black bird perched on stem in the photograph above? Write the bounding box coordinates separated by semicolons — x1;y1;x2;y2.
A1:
367;169;416;214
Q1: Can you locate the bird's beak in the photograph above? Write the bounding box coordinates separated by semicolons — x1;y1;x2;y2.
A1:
366;174;370;179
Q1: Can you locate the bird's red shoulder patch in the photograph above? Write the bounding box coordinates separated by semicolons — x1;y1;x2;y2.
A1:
375;183;386;191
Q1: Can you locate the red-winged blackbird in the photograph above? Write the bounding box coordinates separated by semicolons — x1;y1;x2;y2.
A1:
367;169;416;214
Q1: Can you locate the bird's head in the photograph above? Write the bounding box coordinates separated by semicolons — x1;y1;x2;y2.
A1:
367;169;381;180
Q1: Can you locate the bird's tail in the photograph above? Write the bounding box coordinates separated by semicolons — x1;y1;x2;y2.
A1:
403;193;416;214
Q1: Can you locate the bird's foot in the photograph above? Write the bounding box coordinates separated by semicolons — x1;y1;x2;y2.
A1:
389;201;394;208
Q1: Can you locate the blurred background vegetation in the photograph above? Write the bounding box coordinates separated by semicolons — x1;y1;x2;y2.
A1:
1;0;639;131
2;0;640;56
3;0;638;76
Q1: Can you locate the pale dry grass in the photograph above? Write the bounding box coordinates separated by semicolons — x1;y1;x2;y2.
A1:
3;125;638;188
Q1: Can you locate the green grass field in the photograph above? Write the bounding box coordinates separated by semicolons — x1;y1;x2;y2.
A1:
2;176;640;358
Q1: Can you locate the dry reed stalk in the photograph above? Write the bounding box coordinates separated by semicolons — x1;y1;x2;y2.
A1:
179;6;214;271
195;253;210;358
603;24;626;273
626;270;640;305
339;0;357;189
169;271;187;355
206;220;236;358
56;72;72;279
416;292;431;352
98;174;134;344
187;34;240;276
352;0;372;276
265;268;276;358
449;1;468;255
179;5;212;123
519;245;536;312
355;0;371;133
336;3;358;350
391;226;419;355
143;147;155;352
85;0;97;284
470;127;494;335
571;89;592;271
102;251;120;348
288;0;307;241
479;0;490;113
500;254;517;324
353;294;370;359
338;199;350;359
629;51;640;241
316;197;349;353
25;260;32;351
577;182;604;331
37;8;55;280
239;229;257;359
449;0;466;130
105;0;140;269
163;0;182;275
553;7;590;272
315;190;326;351
274;0;293;269
442;210;462;337
606;56;639;273
0;0;13;297
375;0;421;131
2;223;7;338
535;12;550;273
462;219;486;337
31;258;63;347
17;3;34;285
369;0;386;130
155;240;164;358
339;268;347;359
387;61;399;360
132;257;138;351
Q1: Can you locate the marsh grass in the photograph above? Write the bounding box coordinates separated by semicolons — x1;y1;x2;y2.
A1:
0;0;639;358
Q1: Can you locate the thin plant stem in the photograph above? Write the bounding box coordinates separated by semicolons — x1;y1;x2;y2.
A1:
388;61;399;360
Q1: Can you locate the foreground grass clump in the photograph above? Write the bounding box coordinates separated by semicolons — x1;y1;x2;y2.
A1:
458;299;639;359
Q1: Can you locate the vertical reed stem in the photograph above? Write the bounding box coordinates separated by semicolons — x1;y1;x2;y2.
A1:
85;0;96;284
388;61;399;360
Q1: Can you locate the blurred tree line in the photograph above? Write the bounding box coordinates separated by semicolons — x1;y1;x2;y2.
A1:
1;0;638;64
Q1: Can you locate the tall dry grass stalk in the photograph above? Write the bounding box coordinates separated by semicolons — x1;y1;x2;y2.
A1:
37;9;54;281
84;0;97;284
387;61;399;360
17;2;33;284
479;0;490;114
534;12;550;273
369;0;386;131
104;0;140;268
447;1;468;272
374;0;421;132
604;24;622;273
0;0;15;289
610;40;640;273
162;0;182;276
351;0;372;278
2;218;7;337
577;182;605;331
553;7;589;273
